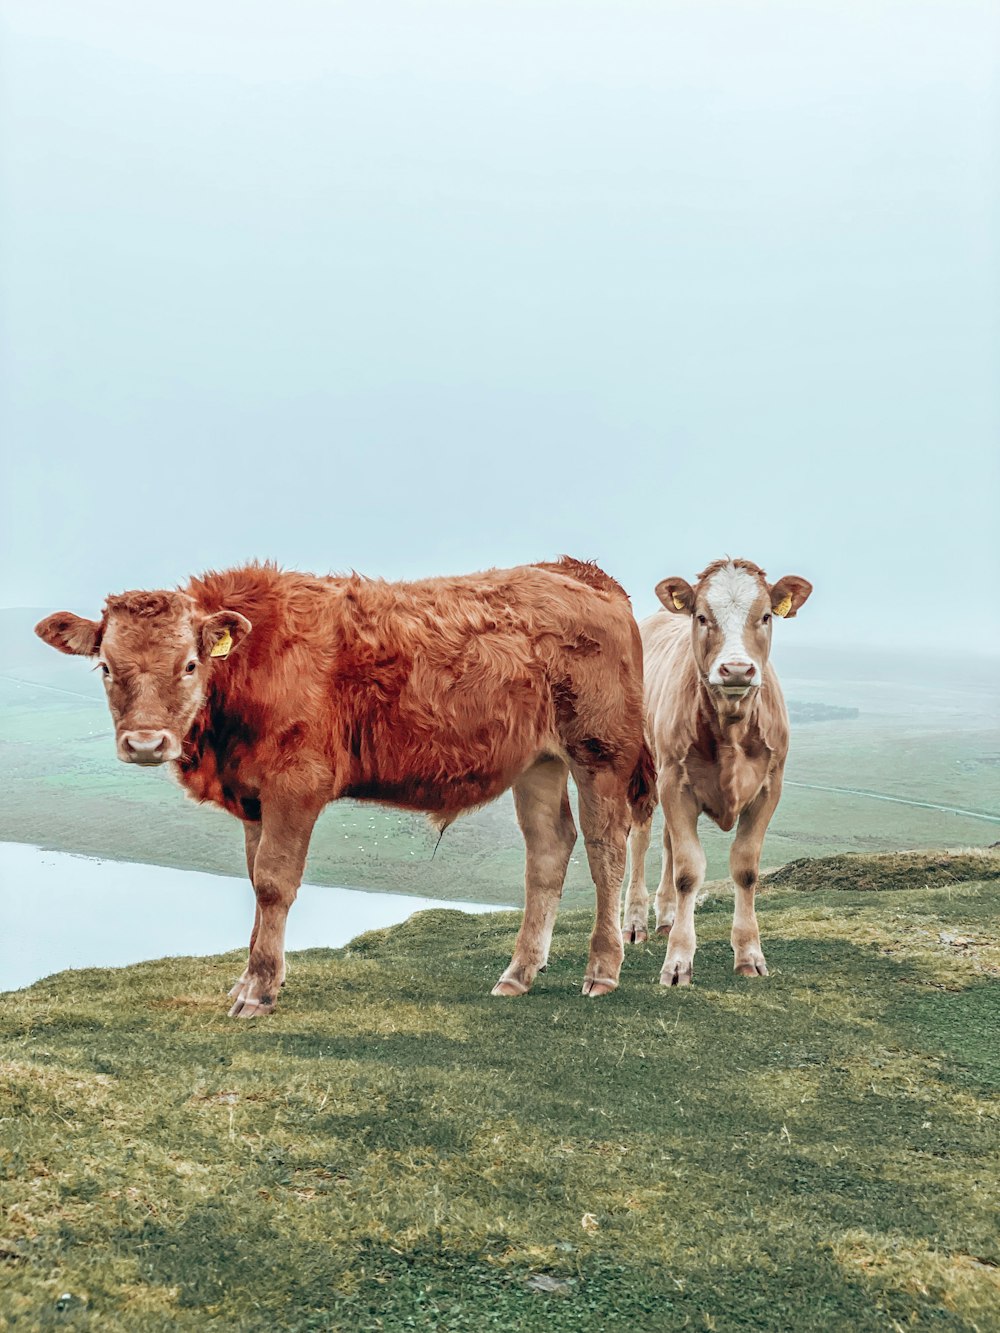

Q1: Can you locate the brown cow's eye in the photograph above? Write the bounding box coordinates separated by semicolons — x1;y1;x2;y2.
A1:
185;661;198;674
100;663;110;677
696;615;708;627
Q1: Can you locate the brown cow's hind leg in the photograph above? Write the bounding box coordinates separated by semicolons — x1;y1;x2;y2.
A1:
493;757;576;997
573;766;629;997
228;799;320;1018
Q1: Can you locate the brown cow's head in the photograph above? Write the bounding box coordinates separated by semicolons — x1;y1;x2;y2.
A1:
655;559;811;699
35;591;251;765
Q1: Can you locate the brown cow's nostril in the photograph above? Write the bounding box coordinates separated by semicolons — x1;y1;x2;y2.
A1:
122;731;171;763
126;736;164;754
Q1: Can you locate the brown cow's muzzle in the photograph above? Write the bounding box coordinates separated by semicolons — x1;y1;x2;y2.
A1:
118;729;181;765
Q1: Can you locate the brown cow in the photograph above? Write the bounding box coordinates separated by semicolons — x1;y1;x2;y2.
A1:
621;558;812;985
36;558;655;1015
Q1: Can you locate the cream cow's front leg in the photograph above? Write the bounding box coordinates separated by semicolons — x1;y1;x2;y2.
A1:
729;770;783;978
660;786;705;987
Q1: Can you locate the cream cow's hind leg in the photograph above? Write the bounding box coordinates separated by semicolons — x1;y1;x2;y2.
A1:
653;820;676;935
621;817;652;943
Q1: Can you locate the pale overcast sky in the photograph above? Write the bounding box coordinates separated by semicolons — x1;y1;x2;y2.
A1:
1;0;997;650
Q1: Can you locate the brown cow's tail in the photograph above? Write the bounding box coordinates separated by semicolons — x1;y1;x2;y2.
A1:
628;742;657;825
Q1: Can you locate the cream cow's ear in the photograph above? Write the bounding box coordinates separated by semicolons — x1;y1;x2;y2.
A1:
768;576;813;619
34;612;102;657
655;578;695;615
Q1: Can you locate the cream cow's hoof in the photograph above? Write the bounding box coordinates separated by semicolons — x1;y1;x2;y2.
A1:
735;952;768;978
582;976;618;998
660;956;693;987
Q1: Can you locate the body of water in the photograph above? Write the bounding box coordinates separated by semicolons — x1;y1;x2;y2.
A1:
0;842;503;992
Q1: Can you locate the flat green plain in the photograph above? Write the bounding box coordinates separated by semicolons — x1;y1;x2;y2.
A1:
2;614;998;907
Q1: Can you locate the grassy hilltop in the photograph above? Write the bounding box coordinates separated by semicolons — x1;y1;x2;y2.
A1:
2;849;998;1331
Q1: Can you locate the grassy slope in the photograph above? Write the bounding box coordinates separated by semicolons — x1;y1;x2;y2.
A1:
2;851;998;1332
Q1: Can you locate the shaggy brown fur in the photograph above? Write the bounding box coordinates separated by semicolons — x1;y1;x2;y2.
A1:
36;558;654;1015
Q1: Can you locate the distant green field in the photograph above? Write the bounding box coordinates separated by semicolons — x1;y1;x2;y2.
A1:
1;850;998;1331
2;610;998;906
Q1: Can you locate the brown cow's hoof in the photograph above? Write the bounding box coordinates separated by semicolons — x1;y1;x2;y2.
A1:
227;978;277;1017
622;924;648;944
655;923;673;937
491;977;529;997
582;977;618;997
228;995;276;1018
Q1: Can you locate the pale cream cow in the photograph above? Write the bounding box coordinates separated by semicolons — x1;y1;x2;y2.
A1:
622;558;812;985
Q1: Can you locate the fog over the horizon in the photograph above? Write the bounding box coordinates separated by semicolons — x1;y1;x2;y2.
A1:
1;1;997;652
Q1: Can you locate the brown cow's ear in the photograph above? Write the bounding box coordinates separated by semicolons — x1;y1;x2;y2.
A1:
34;612;101;657
655;578;695;615
200;611;252;660
768;576;813;619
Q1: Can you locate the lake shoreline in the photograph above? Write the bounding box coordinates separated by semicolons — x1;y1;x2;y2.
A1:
1;842;507;994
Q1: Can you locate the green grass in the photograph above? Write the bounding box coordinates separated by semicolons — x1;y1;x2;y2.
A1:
2;851;998;1331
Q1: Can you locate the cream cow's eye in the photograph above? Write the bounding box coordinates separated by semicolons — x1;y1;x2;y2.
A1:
696;615;708;627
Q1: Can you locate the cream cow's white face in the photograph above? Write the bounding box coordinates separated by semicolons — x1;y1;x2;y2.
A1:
655;559;812;699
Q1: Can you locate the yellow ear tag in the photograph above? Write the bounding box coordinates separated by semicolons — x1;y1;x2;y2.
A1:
773;594;793;618
210;629;233;659
672;594;686;612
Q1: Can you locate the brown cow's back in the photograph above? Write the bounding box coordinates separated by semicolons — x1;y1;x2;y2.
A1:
179;561;645;821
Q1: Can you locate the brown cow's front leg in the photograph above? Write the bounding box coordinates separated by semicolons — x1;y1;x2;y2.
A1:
573;766;630;998
729;773;783;979
660;789;704;987
493;757;576;997
228;799;320;1018
229;820;263;999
